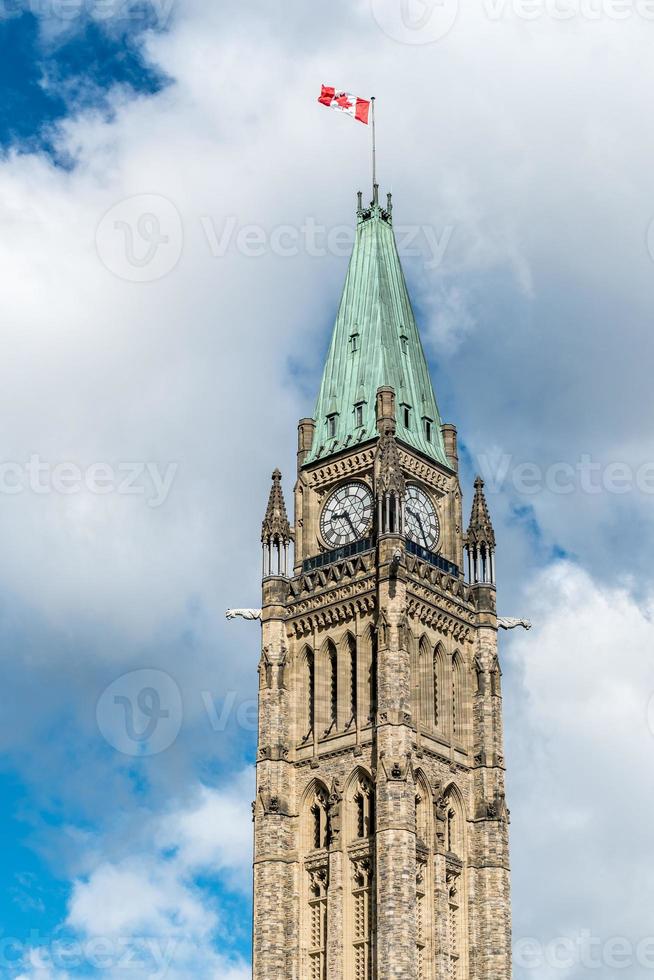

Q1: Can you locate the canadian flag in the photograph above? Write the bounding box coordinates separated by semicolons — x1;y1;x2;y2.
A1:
318;85;370;125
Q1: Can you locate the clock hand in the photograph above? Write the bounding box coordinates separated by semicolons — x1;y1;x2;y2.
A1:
407;508;428;548
336;511;357;537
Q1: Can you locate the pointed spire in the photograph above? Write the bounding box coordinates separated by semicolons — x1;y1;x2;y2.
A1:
466;476;496;585
261;469;291;545
306;191;448;468
467;476;496;548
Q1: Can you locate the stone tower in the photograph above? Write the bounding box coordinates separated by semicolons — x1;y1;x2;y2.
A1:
252;187;512;980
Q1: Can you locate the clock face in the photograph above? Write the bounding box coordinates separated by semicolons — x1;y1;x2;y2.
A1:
405;485;440;550
320;482;374;548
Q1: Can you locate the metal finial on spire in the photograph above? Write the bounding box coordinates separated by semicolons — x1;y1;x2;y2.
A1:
371;96;377;197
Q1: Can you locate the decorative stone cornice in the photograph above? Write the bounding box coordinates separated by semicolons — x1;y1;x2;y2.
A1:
407;598;473;642
398;448;454;492
308;449;376;488
289;594;377;638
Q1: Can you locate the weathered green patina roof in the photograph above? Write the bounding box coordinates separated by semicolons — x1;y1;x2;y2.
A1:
306;189;448;468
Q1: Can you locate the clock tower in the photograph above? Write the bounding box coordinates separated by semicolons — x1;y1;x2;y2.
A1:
252;187;512;980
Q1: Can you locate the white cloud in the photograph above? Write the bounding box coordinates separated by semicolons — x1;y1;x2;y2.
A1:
58;770;253;977
506;561;654;977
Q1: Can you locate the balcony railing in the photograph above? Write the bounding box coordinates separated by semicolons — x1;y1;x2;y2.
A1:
303;536;375;573
406;539;459;578
302;535;459;578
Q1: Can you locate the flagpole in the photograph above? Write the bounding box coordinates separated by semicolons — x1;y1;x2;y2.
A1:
371;96;377;202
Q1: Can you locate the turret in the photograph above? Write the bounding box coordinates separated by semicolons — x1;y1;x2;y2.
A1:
261;469;292;578
465;476;496;584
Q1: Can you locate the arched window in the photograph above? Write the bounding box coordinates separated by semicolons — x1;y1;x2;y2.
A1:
308;868;328;980
443;786;468;980
302;783;330;980
369;631;377;723
302;648;315;741
306;784;329;852
415;772;434;978
346;770;375;980
452;652;464;743
327;641;338;734
352;777;374;840
434;643;446;732
418;636;433;729
346;633;357;728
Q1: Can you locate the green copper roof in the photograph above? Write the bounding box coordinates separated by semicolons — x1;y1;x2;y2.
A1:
306;190;448;467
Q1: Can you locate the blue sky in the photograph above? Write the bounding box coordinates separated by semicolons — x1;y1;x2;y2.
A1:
1;1;654;978
0;13;165;159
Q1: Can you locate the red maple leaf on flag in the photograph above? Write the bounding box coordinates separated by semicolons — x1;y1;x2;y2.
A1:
335;93;353;110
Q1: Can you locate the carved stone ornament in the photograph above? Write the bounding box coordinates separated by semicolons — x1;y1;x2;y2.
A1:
226;608;262;621
498;617;532;631
375;423;406;496
327;779;343;844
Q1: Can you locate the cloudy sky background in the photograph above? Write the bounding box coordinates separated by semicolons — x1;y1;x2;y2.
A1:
1;0;654;976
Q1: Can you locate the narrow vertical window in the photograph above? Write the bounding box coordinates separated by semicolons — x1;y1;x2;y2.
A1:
403;405;411;428
311;804;322;850
369;636;377;723
452;653;463;742
327;415;337;439
400;332;408;353
447;808;456;854
307;652;315;736
348;776;375;980
349;635;358;726
416;861;427;979
448;873;461;980
352;859;372;980
350;330;360;353
329;646;338;732
424;418;433;442
308;869;328;980
356;793;365;838
434;644;445;732
355;403;364;428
